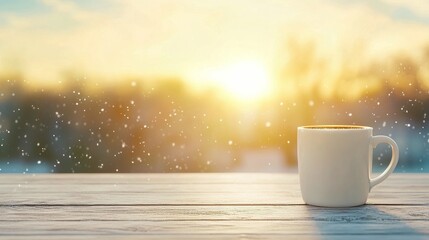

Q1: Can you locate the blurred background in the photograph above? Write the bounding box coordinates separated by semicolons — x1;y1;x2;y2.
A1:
0;0;428;173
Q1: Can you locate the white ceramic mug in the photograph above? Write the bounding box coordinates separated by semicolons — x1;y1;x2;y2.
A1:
297;125;399;207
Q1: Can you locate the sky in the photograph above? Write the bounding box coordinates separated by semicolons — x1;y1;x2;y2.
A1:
1;0;429;98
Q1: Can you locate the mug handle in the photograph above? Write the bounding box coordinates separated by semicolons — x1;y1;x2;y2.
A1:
369;135;399;190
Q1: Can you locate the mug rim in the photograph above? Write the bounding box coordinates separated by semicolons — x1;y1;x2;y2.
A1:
298;125;372;130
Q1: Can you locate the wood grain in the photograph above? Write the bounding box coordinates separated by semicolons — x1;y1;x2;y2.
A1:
0;173;427;239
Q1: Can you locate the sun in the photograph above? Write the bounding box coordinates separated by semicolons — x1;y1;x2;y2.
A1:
206;61;272;101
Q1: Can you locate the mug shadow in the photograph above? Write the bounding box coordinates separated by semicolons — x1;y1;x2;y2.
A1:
303;204;426;239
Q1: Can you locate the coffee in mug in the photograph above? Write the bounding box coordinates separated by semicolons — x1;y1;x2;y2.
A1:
297;125;399;207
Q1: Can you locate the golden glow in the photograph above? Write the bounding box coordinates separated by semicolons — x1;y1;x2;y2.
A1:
201;61;272;101
1;1;429;101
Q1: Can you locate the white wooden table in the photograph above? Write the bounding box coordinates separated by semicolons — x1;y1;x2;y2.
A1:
0;173;428;239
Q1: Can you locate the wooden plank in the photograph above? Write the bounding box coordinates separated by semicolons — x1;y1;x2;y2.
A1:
0;183;302;193
0;173;297;184
0;193;301;205
0;183;427;193
1;235;427;240
0;174;427;205
2;205;428;222
0;220;427;236
0;190;427;205
0;173;426;184
0;173;427;239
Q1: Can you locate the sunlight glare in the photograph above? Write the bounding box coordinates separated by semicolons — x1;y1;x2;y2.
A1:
208;61;272;101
